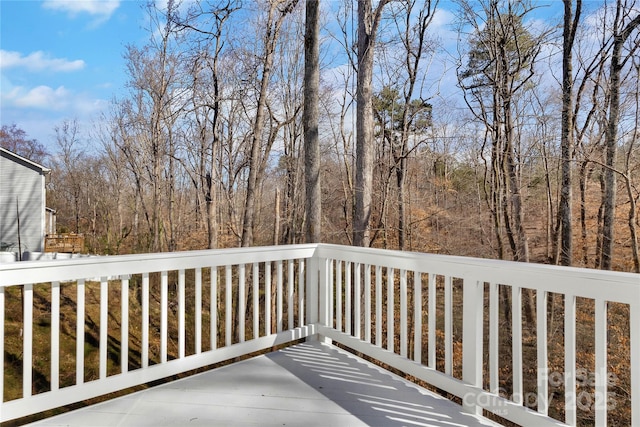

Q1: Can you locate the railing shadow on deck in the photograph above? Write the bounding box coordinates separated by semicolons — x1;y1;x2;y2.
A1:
1;243;638;426
274;341;496;426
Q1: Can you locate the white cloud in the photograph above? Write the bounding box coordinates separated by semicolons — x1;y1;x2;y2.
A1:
42;0;120;18
0;50;85;72
4;85;72;110
2;84;107;114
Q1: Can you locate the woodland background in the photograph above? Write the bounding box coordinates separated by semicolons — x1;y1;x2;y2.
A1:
1;0;639;272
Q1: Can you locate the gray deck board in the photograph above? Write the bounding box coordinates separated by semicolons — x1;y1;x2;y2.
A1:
26;341;499;426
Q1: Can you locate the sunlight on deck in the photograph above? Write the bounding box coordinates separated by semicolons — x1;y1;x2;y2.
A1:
26;341;498;427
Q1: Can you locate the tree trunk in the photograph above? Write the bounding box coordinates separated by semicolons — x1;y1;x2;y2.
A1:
503;99;529;262
354;0;389;247
397;164;407;250
559;0;581;266
274;188;281;245
304;0;321;244
601;57;620;270
206;171;218;249
579;161;591;266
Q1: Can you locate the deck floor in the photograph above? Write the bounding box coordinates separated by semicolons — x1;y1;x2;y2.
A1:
26;341;498;427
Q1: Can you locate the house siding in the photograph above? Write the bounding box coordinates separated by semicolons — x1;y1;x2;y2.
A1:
0;149;49;253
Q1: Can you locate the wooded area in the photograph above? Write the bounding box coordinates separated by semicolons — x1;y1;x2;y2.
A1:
1;0;639;272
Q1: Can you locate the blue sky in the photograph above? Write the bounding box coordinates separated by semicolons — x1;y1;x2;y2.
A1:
1;0;148;150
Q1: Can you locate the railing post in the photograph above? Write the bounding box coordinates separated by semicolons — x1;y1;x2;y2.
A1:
462;276;483;415
306;251;319;326
307;247;332;344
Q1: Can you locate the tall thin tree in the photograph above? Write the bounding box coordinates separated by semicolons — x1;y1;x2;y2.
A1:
354;0;390;247
304;0;321;243
558;0;581;266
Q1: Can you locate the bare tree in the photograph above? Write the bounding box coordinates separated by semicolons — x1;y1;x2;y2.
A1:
52;119;85;235
354;0;391;247
241;0;299;247
600;0;640;269
115;1;187;252
558;0;581;266
326;0;357;244
271;8;305;245
175;0;240;249
0;124;49;164
375;0;438;250
457;0;549;262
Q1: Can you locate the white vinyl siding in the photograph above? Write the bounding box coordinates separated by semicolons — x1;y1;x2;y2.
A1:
0;149;48;253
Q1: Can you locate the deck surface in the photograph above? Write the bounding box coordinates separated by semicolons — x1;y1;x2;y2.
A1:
26;341;498;427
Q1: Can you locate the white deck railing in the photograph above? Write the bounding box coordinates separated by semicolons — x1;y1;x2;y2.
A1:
1;244;638;426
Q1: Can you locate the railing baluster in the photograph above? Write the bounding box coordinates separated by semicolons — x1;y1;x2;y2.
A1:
298;259;304;327
76;280;86;383
364;264;371;343
253;263;259;339
400;270;407;358
345;262;352;336
375;265;382;347
537;290;548;415
121;276;129;373
594;298;607;426
512;285;523;405
141;274;149;368
225;265;232;346
336;261;342;332
565;294;577;425
100;278;108;378
18;284;33;398
387;268;394;353
328;260;334;328
265;262;271;335
354;263;361;339
161;271;168;363
428;274;436;368
277;261;283;333
23;283;33;398
51;281;60;391
489;282;499;394
210;267;217;350
444;276;452;375
239;264;245;343
178;269;185;357
307;256;319;327
414;271;422;363
195;268;202;354
288;260;294;331
320;258;333;327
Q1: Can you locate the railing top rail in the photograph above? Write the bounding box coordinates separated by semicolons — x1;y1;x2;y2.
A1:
3;242;638;303
315;244;640;304
0;244;318;287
